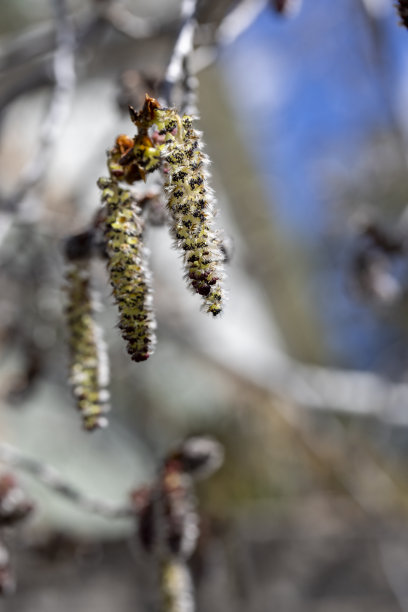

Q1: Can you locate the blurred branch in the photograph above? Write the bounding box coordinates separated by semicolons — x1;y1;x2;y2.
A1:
229;346;408;426
0;0;76;213
160;0;199;106
163;314;408;427
357;0;408;164
99;0;177;40
0;444;134;520
159;0;269;107
0;23;56;75
0;6;174;77
217;0;267;45
191;0;267;75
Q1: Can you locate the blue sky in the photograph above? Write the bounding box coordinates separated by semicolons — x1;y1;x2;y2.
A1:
220;0;408;371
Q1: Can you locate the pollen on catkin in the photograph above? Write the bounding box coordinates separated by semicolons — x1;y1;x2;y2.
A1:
152;108;224;316
397;1;408;28
65;260;110;431
98;177;156;362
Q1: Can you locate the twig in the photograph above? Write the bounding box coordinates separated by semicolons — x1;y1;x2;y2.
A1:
160;0;199;106
216;0;267;46
180;54;198;116
100;0;178;40
0;0;76;213
190;0;268;77
0;444;134;520
0;23;56;75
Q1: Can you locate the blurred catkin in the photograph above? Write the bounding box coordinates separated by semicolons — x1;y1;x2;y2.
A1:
65;260;110;430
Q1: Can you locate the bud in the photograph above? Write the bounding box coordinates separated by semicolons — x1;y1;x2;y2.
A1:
168;437;224;480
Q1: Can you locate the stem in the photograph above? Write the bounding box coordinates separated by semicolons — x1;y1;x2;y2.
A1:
0;444;134;520
160;0;199;106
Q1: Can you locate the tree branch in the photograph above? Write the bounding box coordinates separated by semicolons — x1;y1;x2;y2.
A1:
0;444;134;520
0;0;76;213
160;0;199;106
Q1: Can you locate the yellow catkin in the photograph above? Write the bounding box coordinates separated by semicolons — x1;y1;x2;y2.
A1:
65;261;110;431
98;177;156;362
152;109;224;316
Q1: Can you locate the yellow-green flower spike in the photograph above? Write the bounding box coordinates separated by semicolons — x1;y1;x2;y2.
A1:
98;177;156;362
152;108;224;316
65;261;110;431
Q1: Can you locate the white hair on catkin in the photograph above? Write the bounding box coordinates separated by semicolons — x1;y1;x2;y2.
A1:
65;260;110;431
98;177;157;362
153;109;224;316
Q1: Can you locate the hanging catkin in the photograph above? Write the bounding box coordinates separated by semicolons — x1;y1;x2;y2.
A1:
65;260;110;430
98;177;156;362
151;108;224;316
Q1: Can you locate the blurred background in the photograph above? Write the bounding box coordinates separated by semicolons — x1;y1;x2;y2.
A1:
3;0;408;610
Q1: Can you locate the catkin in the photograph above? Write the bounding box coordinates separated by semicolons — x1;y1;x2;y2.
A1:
65;261;110;431
153;109;224;316
160;559;194;612
98;177;156;362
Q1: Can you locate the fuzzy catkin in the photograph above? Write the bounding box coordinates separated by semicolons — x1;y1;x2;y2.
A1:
65;261;110;431
98;177;156;362
153;110;224;316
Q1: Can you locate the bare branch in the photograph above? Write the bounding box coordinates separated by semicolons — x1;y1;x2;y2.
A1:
190;0;268;77
217;0;267;46
163;314;408;427
160;0;199;106
0;23;55;75
100;0;177;40
0;444;134;520
1;0;76;212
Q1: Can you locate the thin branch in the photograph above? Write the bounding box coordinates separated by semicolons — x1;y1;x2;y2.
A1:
100;0;178;40
180;54;198;116
190;0;267;78
0;444;134;520
216;0;267;46
160;0;199;106
0;0;76;212
0;23;56;75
